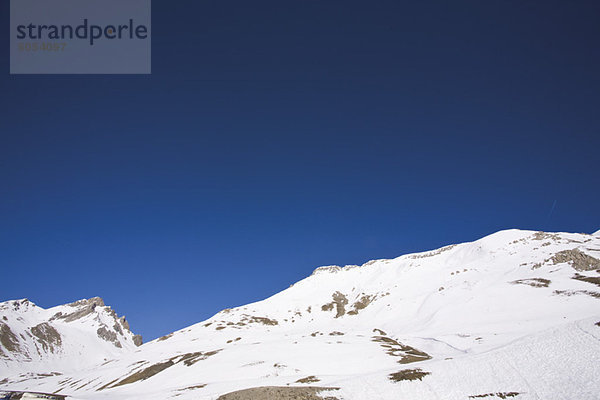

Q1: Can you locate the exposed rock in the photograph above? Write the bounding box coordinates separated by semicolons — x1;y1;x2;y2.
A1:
0;322;20;353
172;350;221;366
511;278;551;288
157;333;174;342
469;393;520;399
408;245;457;259
296;375;320;383
238;315;278;326
111;360;174;388
347;294;375;315
97;326;122;348
59;304;99;323
372;335;431;364
372;328;387;336
311;266;342;276
388;368;430;382
217;386;340;400
113;323;123;336
6;299;32;312
179;384;207;391
119;316;130;331
68;297;105;308
532;232;560;241
553;289;600;299
552;249;600;271
572;273;600;288
321;292;348;318
31;323;62;353
132;335;143;347
1;391;65;400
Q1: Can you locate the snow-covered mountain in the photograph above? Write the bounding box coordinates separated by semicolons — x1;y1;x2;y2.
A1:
1;229;599;400
0;297;142;378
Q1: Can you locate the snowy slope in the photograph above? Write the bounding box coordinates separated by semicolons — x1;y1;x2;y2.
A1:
0;297;142;379
1;229;599;400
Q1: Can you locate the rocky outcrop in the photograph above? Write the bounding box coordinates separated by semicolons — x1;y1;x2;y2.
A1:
0;322;20;354
0;296;142;370
31;323;62;354
132;335;143;347
321;292;348;318
97;326;122;348
552;249;600;271
51;297;105;323
311;265;342;276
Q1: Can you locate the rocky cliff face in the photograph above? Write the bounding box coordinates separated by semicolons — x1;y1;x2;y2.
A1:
0;297;142;376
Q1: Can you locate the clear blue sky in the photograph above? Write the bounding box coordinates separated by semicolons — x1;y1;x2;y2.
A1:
1;1;599;341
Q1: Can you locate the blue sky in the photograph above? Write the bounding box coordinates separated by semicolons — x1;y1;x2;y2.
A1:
1;0;599;341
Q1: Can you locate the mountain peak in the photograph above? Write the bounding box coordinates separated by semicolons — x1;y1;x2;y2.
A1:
67;296;105;308
0;296;143;375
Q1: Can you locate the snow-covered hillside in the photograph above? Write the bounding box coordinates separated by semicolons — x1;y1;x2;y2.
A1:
1;229;599;400
0;297;142;378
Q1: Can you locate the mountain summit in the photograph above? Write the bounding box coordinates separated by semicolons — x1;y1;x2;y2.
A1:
0;296;142;378
1;229;599;400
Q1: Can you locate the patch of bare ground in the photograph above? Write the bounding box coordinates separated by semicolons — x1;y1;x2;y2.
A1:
173;350;221;366
572;273;600;287
226;314;278;327
388;368;430;382
469;392;520;399
104;350;221;389
511;278;550;288
111;360;175;388
554;290;600;299
157;332;174;341
595;321;600;327
372;335;431;364
247;316;278;326
179;384;206;391
296;376;320;384
216;386;340;400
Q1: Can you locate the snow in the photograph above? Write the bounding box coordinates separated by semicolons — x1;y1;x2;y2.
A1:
0;298;139;376
1;229;599;400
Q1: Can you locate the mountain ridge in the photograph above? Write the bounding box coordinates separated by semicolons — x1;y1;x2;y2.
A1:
0;295;142;378
1;228;599;400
